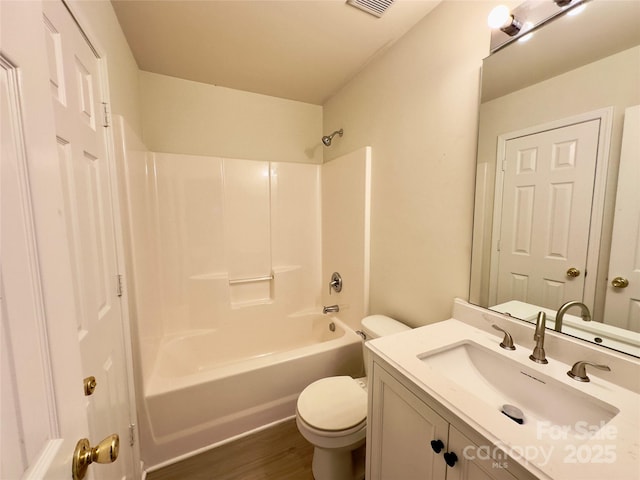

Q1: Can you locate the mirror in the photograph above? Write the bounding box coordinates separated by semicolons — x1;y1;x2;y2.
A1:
470;0;640;357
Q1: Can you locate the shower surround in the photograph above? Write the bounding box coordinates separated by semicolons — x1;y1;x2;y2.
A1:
113;116;371;468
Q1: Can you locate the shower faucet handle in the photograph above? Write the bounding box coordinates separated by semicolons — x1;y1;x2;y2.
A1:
329;272;342;295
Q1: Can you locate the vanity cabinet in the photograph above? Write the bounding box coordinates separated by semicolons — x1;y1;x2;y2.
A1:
367;362;519;480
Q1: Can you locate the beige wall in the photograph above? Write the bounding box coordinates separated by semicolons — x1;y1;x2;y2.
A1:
323;1;491;327
139;71;323;164
68;0;143;136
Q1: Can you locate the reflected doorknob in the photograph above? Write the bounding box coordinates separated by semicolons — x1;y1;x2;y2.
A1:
611;277;629;288
72;434;119;480
566;267;581;278
83;376;97;396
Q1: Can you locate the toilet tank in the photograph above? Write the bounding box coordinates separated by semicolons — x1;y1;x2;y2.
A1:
360;315;410;375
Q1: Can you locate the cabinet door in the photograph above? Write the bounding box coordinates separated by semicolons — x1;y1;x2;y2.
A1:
368;364;449;480
446;426;517;480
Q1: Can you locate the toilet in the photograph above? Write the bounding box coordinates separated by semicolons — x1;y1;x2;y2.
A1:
295;315;410;480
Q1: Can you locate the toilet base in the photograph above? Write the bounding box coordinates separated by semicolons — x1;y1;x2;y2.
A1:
353;444;365;480
311;442;365;480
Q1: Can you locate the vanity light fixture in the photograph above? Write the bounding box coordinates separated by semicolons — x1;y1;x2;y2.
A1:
487;5;522;36
517;32;534;43
517;22;535;43
488;0;587;53
567;3;587;16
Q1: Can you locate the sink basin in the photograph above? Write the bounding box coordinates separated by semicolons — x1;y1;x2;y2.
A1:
418;341;619;432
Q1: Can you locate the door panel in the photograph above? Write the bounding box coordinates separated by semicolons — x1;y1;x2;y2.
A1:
1;0;87;477
496;120;600;310
368;364;448;480
446;427;516;480
604;105;640;331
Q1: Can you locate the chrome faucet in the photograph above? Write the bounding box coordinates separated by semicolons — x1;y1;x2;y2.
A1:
567;360;611;382
555;301;591;332
491;324;515;350
323;304;339;314
529;311;548;364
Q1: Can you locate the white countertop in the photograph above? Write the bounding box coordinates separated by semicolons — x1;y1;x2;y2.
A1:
367;318;640;480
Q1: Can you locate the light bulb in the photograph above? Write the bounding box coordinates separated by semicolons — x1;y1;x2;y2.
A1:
488;5;512;29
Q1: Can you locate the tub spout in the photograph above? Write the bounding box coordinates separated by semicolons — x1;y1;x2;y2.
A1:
323;305;339;314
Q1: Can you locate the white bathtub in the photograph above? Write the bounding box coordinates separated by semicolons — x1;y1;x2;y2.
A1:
142;314;363;468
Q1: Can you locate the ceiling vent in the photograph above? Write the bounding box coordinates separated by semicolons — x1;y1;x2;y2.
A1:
346;0;395;18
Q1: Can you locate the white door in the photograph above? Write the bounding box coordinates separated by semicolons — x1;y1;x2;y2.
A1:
494;120;600;310
42;2;136;477
1;1;136;478
1;49;75;479
604;105;640;332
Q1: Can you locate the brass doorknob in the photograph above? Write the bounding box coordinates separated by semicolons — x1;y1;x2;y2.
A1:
566;267;581;278
83;376;97;396
72;434;119;480
611;277;629;288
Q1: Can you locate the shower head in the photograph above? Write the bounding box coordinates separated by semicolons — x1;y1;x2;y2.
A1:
321;129;343;147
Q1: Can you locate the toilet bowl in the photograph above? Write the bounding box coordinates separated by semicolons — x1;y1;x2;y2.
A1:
295;315;410;480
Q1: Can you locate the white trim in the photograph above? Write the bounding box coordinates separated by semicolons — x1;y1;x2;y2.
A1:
363;146;372;316
488;141;506;306
99;68;143;477
144;416;296;473
488;107;614;310
21;440;65;480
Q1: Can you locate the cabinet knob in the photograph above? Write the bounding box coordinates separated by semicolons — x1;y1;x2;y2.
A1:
430;439;444;454
444;451;458;467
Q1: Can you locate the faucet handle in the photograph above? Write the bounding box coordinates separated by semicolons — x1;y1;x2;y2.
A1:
491;324;515;350
567;361;611;382
329;272;342;295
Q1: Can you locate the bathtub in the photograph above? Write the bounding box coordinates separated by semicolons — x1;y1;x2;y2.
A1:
142;313;363;468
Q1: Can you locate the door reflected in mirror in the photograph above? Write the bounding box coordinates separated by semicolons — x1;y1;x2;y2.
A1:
470;0;640;357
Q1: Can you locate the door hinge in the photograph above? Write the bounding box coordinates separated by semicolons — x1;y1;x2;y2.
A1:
129;424;136;446
116;274;124;297
502;160;507;171
102;102;110;127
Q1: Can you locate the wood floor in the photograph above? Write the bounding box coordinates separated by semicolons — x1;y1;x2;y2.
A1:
147;419;314;480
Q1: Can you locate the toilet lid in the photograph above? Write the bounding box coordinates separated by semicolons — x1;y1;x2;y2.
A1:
297;376;367;431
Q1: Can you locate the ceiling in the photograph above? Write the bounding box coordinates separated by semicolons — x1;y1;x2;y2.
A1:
111;0;441;105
